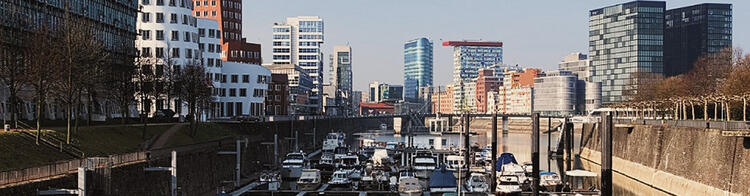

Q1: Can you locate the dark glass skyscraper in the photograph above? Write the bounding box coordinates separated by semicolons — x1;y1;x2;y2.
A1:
664;3;732;77
589;1;665;104
404;38;433;102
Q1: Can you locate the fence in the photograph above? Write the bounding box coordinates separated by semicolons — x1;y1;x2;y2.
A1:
614;118;750;130
0;152;146;188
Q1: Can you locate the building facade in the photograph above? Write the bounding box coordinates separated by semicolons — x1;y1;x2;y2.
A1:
1;0;139;121
329;45;353;115
475;69;500;114
431;85;454;115
352;91;362;115
263;63;314;115
216;62;271;117
272;16;324;114
664;3;732;77
559;53;590;80
590;1;665;105
404;38;433;102
266;73;289;115
192;0;261;64
533;71;577;116
443;41;503;111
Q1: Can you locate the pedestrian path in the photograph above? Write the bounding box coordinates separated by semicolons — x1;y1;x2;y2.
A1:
149;123;186;150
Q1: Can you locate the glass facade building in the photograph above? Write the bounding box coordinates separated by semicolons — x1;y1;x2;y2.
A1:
329;45;353;115
404;38;433;102
664;3;732;77
272;16;324;113
589;1;665;104
443;41;503;112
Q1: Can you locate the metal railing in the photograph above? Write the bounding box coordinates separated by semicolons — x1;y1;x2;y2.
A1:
0;152;146;187
614;118;750;130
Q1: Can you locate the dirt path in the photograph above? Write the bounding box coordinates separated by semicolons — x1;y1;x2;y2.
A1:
149;123;186;150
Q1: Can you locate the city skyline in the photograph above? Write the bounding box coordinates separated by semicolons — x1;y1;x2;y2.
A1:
242;0;749;92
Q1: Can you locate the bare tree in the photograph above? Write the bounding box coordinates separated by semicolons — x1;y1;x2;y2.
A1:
23;24;62;144
175;62;213;135
0;4;27;128
105;40;137;125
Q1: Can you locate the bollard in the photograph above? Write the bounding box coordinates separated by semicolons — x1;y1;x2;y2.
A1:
531;113;540;196
491;113;498;192
601;112;613;196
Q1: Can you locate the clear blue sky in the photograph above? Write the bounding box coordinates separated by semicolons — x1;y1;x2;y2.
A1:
242;0;748;92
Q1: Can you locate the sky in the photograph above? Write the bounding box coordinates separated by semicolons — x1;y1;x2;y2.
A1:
242;0;748;92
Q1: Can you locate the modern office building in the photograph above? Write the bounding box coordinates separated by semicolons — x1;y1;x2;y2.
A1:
559;53;590;80
352;91;362;115
263;63;314;115
329;45;353;115
533;71;577;116
664;3;732;77
368;82;403;102
590;1;666;104
404;38;434;102
443;40;503;111
192;0;261;64
137;0;201;117
217;62;271;117
198;19;224;119
272;16;325;113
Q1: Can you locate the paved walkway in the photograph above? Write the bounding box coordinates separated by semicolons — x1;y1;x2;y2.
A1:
149;123;186;150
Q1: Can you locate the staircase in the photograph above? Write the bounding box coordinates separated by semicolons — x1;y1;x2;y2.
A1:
14;121;86;158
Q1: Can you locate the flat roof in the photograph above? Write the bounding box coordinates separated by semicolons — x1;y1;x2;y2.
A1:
442;41;503;47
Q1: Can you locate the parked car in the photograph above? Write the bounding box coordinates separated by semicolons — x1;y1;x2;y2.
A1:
154;109;176;122
233;115;261;122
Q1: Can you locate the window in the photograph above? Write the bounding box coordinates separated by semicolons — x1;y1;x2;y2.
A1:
182;15;188;24
211;0;216;6
221;75;227;83
183;32;190;42
142;0;150;5
229;89;237;97
195;11;200;16
170;13;177;23
208;29;215;38
207;59;214;66
231;75;238;83
215;44;222;53
216;59;222;67
156;47;164;58
203;11;208;16
211;11;216;16
208;44;214;53
141;47;152;57
221;88;226;97
155;30;164;40
239;88;247;97
141;13;151;22
169;0;175;6
172;48;180;58
156;0;164;5
185;48;192;58
198;29;205;37
156;13;164;23
242;75;249;83
171;31;179;41
195;1;200;6
140;30;151;40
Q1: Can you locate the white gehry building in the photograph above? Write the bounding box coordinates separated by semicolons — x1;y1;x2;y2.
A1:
136;0;270;119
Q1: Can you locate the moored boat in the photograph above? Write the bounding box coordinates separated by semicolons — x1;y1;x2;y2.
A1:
398;176;422;196
429;166;458;195
297;169;321;191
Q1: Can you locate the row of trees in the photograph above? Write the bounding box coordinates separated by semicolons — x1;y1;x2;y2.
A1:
0;5;213;145
617;48;750;121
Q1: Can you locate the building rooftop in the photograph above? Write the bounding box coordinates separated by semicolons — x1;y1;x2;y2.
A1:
442;40;503;47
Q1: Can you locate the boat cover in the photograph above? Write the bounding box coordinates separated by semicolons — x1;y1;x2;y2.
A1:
495;153;518;171
429;165;457;188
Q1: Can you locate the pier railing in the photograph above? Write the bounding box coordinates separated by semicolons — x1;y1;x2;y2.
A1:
0;152;146;188
614;118;750;130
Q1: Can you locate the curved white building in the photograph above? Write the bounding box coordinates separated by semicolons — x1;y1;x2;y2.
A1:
219;62;271;117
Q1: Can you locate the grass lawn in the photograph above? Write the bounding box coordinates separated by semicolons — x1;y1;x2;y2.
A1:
164;123;238;148
45;124;174;156
0;131;74;171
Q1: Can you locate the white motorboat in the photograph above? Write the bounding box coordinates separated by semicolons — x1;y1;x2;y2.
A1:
445;155;468;179
540;171;563;192
496;175;522;195
329;170;352;188
465;173;489;193
336;154;360;169
398;177;422;196
412;150;437;179
323;133;346;152
281;152;307;179
297;169;321;191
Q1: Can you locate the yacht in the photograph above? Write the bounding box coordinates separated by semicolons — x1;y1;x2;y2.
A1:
259;172;281;191
465;173;489;193
540;171;563;191
281;152;308;180
323;133;346;152
496;153;529;185
320;152;334;165
496;175;523;195
412;150;437;179
429;166;458;195
336;154;360;169
329;170;352;188
297;169;321;191
398;176;422;196
445;155;468;179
